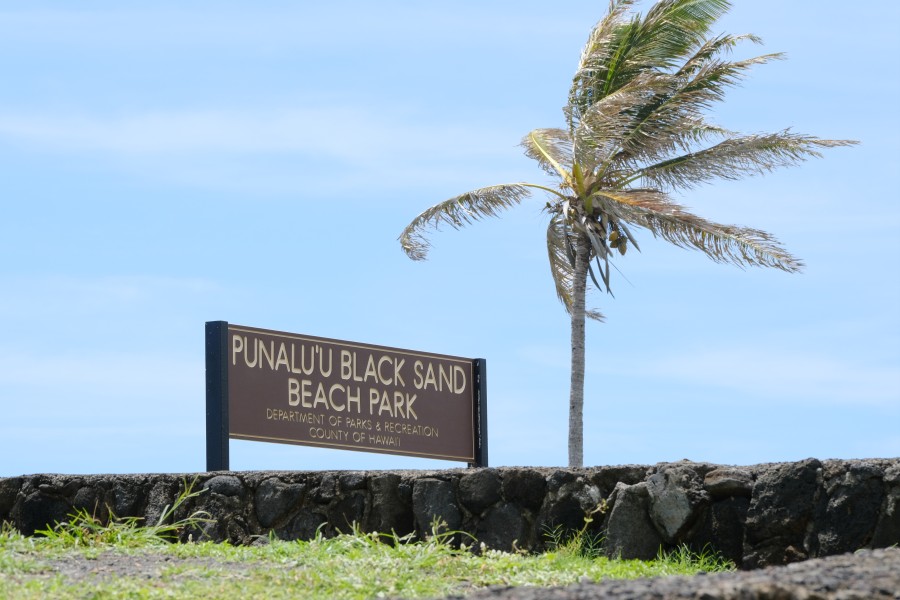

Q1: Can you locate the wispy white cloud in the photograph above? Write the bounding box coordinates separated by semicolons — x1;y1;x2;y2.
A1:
0;5;579;50
0;106;531;193
0;345;204;437
646;347;900;407
0;108;504;158
0;275;221;316
0;349;198;390
518;341;900;408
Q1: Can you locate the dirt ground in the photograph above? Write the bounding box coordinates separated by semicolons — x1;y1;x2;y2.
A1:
454;547;900;600
16;546;900;599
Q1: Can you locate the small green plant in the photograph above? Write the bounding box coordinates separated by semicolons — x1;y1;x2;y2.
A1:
656;544;735;573
35;477;214;548
544;500;608;558
1;521;19;540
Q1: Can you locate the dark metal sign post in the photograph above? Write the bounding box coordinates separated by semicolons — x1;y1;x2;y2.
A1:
205;321;230;471
205;321;487;471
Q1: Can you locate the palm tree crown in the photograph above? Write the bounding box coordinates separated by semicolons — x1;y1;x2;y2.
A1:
400;0;855;467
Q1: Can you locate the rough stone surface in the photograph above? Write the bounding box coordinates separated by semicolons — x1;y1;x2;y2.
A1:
704;468;753;498
873;463;900;547
603;482;662;560
327;491;366;534
814;461;884;556
449;547;900;600
367;473;413;537
459;469;502;516
2;459;898;568
144;479;179;531
501;469;546;511
254;478;305;528
743;458;822;568
111;480;142;518
412;477;461;537
589;466;649;496
646;465;708;544
693;496;750;565
537;475;603;545
0;476;23;517
476;502;529;552
16;490;71;536
203;475;243;498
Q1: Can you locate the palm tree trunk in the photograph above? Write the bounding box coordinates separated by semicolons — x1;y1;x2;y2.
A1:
568;231;590;468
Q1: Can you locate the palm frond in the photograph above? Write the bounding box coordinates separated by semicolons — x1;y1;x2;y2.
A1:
572;0;637;80
578;50;782;180
546;213;576;309
602;0;732;91
567;1;638;132
676;52;783;107
637;130;858;190
677;33;765;77
399;184;533;261
546;215;605;320
572;76;657;172
592;188;804;272
636;0;732;69
521;129;574;182
568;0;733;136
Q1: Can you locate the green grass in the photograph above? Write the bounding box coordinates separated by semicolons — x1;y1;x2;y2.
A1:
30;476;213;550
0;526;733;599
0;486;734;599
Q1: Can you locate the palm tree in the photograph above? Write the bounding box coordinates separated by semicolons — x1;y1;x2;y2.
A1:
399;0;855;468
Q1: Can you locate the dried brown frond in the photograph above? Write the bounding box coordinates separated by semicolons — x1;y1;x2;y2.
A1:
547;214;605;321
592;188;804;272
399;184;533;261
638;131;858;190
521;129;574;180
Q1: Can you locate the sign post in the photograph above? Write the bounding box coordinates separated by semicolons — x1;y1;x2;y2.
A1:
205;322;487;470
205;321;229;471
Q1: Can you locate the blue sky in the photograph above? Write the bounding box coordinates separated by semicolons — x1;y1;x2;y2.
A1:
1;1;897;476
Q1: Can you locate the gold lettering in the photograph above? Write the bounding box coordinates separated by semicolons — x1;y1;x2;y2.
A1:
352;351;363;381
346;385;361;413
368;387;380;415
406;393;417;420
275;343;290;372
377;355;392;385
258;339;275;370
364;354;378;383
439;364;452;392
340;350;353;380
313;382;328;409
309;427;349;442
423;362;437;391
301;379;313;408
453;365;466;394
317;346;333;377
244;337;258;368
329;383;345;411
231;335;244;366
291;343;314;375
288;378;301;406
394;358;406;387
393;391;405;419
412;360;464;392
376;389;393;417
413;360;423;389
453;365;467;394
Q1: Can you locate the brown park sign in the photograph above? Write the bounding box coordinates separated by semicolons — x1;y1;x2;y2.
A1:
205;322;487;470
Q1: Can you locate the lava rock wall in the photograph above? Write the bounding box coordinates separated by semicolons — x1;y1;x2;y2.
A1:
2;458;897;568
